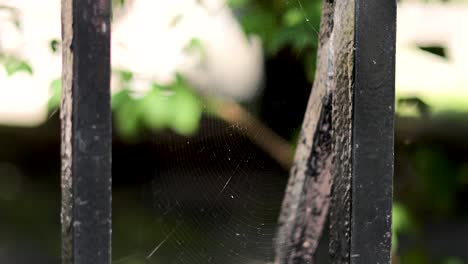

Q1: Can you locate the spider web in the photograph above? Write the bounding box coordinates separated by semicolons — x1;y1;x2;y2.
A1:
112;1;319;263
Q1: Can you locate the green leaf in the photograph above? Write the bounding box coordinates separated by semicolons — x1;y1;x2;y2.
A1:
283;8;304;27
118;70;133;83
139;88;172;130
49;39;60;54
239;7;277;46
112;75;203;137
111;89;130;110
47;78;62;111
392;203;412;252
184;37;206;59
115;98;140;140
170;85;202;136
234;0;322;81
2;57;33;76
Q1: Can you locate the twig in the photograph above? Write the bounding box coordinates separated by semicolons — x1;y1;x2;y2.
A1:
210;99;294;170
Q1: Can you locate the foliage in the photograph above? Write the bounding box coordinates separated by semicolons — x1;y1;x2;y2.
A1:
47;78;61;112
43;0;323;139
413;147;459;214
229;0;322;81
0;55;33;76
47;71;203;140
112;73;203;140
392;203;415;253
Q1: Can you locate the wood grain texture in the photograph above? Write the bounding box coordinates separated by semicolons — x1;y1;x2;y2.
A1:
61;1;73;262
328;0;355;263
275;1;344;263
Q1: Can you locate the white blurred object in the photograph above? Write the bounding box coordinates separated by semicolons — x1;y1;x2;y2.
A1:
112;0;264;101
396;3;468;103
0;0;61;126
0;0;263;126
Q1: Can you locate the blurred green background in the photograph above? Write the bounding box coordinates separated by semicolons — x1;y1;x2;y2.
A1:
0;0;467;263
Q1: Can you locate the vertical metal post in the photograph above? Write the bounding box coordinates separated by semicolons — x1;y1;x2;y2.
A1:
330;0;396;262
350;0;396;263
275;0;395;262
61;0;112;263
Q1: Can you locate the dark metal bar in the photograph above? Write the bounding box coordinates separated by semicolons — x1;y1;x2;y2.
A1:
350;0;396;263
61;0;112;263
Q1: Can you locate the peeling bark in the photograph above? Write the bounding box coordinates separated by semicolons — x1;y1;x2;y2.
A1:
274;0;355;263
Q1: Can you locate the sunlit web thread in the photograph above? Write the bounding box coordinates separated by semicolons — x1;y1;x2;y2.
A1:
46;107;59;121
174;152;260;263
113;254;138;263
214;161;239;201
146;108;286;263
296;0;320;36
147;225;179;259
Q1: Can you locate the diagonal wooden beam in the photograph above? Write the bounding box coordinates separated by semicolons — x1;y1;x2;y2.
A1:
275;1;340;263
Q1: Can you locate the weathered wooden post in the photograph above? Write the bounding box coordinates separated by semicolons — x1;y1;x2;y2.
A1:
61;0;112;263
275;0;395;263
